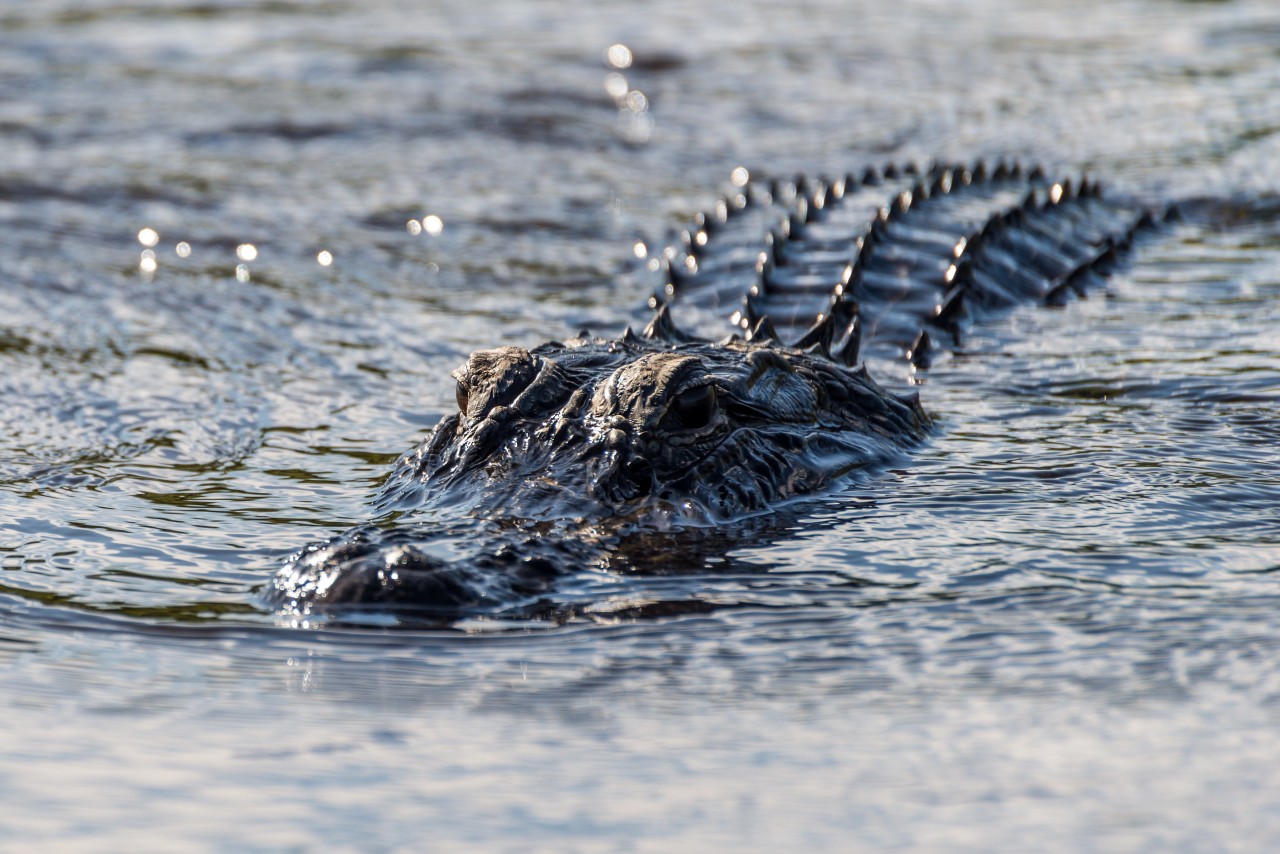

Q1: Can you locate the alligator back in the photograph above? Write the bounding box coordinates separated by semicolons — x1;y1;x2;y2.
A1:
653;161;1156;378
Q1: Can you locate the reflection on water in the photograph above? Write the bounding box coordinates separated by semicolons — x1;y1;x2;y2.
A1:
1;0;1280;847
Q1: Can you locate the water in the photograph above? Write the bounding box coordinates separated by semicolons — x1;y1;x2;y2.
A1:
2;0;1279;848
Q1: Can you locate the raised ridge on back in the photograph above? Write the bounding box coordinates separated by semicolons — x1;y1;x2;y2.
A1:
651;160;1156;375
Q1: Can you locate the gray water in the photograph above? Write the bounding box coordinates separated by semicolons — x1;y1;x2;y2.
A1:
2;0;1280;849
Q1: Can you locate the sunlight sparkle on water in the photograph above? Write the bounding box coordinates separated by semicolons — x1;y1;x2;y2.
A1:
624;90;648;113
236;243;258;262
604;72;628;101
422;215;443;236
317;250;333;267
137;227;159;247
175;241;191;258
605;44;632;69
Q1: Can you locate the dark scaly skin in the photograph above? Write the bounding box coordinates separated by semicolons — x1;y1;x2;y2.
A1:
378;331;928;521
268;328;929;622
267;160;1168;624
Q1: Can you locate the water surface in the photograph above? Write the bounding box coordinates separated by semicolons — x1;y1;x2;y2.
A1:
2;0;1279;848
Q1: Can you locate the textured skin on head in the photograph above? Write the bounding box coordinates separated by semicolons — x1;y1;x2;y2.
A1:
376;331;929;522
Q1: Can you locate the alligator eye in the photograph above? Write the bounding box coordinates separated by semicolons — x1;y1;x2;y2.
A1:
455;380;469;414
669;384;717;430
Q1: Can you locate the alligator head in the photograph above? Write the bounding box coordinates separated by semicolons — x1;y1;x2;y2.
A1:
376;312;930;525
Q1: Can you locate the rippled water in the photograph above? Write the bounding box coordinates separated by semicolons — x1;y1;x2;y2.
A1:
2;0;1280;848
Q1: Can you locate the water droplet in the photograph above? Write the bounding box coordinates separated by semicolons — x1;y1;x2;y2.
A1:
137;227;159;247
175;241;191;258
406;219;422;236
730;167;750;187
236;243;258;262
423;214;443;236
317;250;333;267
633;241;647;259
235;264;250;282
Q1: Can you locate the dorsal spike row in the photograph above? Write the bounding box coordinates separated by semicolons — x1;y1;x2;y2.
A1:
764;230;785;267
836;262;861;298
932;286;967;333
890;190;912;217
747;314;780;344
647;160;1155;383
827;177;846;203
812;296;862;366
754;250;775;295
832;313;862;366
793;196;810;226
808;182;828;218
857;229;877;266
661;257;693;292
1091;242;1120;275
930;169;953;195
906;330;933;369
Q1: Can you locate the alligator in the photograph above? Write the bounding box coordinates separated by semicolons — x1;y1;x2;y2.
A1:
267;160;1177;625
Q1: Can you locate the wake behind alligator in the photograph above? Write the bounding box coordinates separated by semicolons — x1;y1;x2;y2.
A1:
268;160;1178;625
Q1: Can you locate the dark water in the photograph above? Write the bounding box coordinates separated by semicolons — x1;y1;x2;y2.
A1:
2;0;1280;848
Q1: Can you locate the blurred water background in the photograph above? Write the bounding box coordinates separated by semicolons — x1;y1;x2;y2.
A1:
1;0;1279;848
